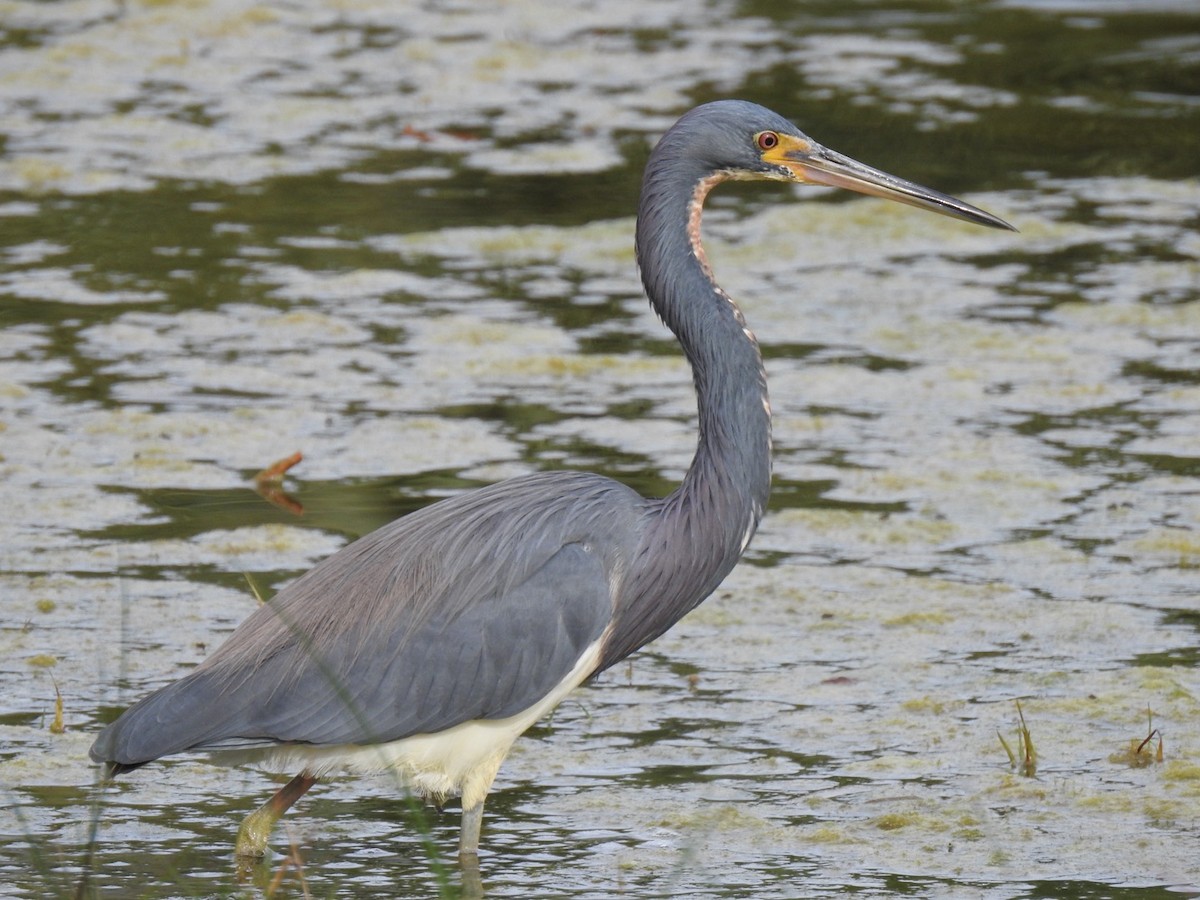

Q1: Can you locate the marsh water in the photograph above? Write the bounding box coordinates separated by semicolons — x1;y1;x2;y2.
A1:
1;1;1198;897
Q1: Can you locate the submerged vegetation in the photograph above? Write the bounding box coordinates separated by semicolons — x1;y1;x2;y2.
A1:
997;700;1037;778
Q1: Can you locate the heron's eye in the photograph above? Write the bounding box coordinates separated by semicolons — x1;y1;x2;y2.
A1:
756;131;779;151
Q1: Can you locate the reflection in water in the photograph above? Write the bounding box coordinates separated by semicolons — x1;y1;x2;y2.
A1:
1;0;1198;897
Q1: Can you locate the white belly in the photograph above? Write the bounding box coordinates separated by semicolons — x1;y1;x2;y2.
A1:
229;638;604;810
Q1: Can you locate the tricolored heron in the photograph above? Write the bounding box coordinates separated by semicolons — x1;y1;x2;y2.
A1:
90;100;1013;859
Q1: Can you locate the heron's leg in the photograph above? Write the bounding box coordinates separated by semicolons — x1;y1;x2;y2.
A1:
235;771;318;858
458;798;486;858
459;847;484;899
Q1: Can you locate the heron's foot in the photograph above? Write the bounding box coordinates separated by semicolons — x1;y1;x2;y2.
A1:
458;847;484;899
234;803;277;858
234;771;318;858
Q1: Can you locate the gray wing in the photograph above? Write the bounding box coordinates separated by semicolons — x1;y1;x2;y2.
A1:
91;472;643;768
219;541;611;745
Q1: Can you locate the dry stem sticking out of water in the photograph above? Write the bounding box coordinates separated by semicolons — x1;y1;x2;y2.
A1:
263;826;312;900
255;451;305;516
1109;706;1165;768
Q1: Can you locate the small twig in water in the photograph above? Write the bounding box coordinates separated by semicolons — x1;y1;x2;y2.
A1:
254;451;305;516
265;825;311;899
1110;705;1164;768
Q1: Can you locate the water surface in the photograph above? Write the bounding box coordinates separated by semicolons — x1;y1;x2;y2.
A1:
1;0;1198;897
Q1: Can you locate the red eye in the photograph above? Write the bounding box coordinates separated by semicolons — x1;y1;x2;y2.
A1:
756;131;779;151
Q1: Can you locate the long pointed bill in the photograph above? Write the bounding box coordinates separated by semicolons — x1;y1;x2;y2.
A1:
767;136;1016;231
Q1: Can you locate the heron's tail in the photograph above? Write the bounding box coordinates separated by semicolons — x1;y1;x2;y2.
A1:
89;669;246;774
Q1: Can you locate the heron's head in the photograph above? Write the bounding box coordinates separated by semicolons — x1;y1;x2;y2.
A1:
668;100;1014;231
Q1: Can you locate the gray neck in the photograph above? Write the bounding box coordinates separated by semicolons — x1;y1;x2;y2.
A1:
598;154;772;669
637;158;772;529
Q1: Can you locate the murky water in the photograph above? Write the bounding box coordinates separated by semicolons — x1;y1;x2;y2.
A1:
1;0;1198;897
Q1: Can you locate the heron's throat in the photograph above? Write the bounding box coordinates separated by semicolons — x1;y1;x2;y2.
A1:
687;171;729;285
